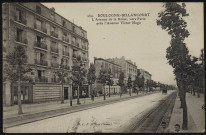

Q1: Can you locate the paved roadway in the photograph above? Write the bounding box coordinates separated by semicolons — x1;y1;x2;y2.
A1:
5;90;176;133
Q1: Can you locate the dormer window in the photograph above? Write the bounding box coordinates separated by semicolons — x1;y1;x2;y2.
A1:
72;26;75;32
62;20;66;27
36;5;41;14
51;13;55;21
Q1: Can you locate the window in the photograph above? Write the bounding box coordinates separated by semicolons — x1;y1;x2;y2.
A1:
63;45;67;52
62;20;66;27
51;13;55;21
72;37;76;44
36;5;41;14
37;70;44;78
36;19;42;29
16;9;22;21
51;26;55;33
16;28;23;42
72;26;75;32
36;36;42;44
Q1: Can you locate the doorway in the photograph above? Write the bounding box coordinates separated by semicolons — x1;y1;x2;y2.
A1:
64;87;68;100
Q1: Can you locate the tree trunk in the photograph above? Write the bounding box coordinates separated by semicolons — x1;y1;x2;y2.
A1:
104;84;106;100
129;88;131;96
109;85;110;97
18;77;23;114
193;87;196;96
197;86;200;98
77;85;80;104
182;81;188;130
90;84;92;100
61;81;64;104
179;83;183;108
120;87;122;98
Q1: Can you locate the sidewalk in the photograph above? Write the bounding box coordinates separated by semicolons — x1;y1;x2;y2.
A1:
3;91;155;120
166;92;205;133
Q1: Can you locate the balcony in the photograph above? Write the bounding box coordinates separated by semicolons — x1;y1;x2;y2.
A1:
34;41;47;50
34;59;48;66
62;51;69;57
82;45;87;50
51;46;59;54
51;78;58;83
82;57;87;61
62;65;70;70
14;15;27;25
51;62;59;68
50;31;58;38
35;76;48;83
62;36;69;43
16;38;28;45
76;43;80;47
34;24;47;33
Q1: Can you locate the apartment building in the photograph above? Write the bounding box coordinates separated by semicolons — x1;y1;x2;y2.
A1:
2;3;89;106
139;69;152;81
94;57;121;95
112;56;138;83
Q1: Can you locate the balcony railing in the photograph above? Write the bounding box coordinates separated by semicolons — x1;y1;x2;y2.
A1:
34;24;47;33
14;15;27;25
51;46;59;54
51;78;58;83
34;59;48;66
51;62;59;68
50;31;58;38
62;51;69;56
82;45;87;50
82;57;87;61
34;41;47;50
35;76;48;83
62;36;69;43
62;65;70;70
76;43;80;47
16;38;28;45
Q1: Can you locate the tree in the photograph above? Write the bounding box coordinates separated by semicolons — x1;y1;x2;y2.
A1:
71;58;87;104
56;58;69;104
3;45;32;114
98;68;108;100
87;63;96;101
140;76;145;92
106;68;114;97
157;2;190;130
133;75;139;95
133;69;141;94
118;72;125;98
127;75;133;96
199;49;204;101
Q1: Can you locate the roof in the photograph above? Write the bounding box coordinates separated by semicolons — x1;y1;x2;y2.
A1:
94;57;121;67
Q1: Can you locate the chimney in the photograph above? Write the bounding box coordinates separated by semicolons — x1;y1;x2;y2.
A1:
50;7;55;12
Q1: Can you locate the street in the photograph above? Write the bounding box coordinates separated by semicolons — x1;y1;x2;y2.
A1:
5;90;176;133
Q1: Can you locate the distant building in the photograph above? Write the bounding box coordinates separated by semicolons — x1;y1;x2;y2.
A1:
139;69;152;81
111;56;138;83
2;3;89;106
94;57;122;95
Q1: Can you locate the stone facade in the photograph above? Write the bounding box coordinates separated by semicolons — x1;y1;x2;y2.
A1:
111;56;138;82
2;3;89;106
94;57;122;95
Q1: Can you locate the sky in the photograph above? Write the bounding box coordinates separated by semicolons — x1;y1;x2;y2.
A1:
42;2;204;85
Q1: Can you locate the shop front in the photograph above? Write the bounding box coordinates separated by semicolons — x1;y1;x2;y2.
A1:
11;82;33;105
72;85;89;98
